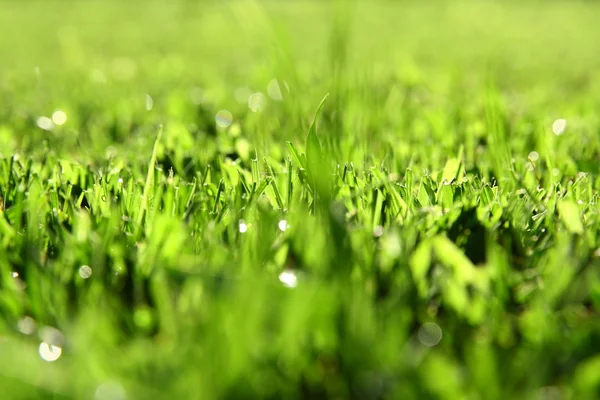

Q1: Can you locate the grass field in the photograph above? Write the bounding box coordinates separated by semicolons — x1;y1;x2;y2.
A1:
2;1;600;399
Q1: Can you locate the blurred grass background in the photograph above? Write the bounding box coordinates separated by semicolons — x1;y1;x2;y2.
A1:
1;1;600;399
2;1;600;166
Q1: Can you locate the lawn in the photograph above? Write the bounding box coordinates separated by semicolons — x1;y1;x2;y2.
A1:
1;1;600;399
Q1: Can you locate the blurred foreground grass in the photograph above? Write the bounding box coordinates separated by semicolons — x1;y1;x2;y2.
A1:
1;1;600;399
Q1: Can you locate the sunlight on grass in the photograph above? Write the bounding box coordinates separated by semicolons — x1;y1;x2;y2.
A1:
0;1;599;398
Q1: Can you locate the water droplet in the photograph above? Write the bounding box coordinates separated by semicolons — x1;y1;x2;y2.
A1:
552;119;567;135
215;110;233;128
418;322;442;347
145;94;153;111
248;92;267;112
278;220;289;232
279;270;298;288
39;326;64;347
37;116;54;131
11;271;19;278
117;178;124;184
52;110;67;125
79;265;92;279
18;316;36;335
528;151;539;162
552;168;560;177
239;220;248;233
39;342;62;362
267;79;283;101
372;225;384;237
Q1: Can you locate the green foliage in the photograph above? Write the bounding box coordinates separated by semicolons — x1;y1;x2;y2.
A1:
1;1;600;399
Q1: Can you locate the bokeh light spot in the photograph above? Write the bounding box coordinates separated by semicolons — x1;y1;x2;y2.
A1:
552;119;567;135
79;265;92;279
215;110;233;128
18;316;36;335
279;270;298;288
278;220;289;232
248;92;267;112
39;342;62;362
37;116;54;131
52;110;67;125
528;151;539;162
418;322;443;347
373;225;384;237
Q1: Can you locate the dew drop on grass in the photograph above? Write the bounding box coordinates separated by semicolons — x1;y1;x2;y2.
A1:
418;322;442;347
373;225;384;237
18;316;36;335
37;116;54;131
39;342;62;362
552;118;567;135
215;110;233;128
39;326;64;347
278;220;289;232
79;265;92;279
239;219;248;233
248;92;267;112
528;151;539;162
279;270;298;288
52;110;67;125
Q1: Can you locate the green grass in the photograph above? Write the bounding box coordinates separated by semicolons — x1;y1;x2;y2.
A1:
1;1;600;399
